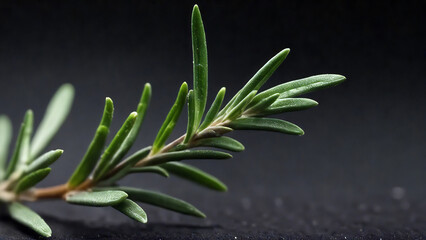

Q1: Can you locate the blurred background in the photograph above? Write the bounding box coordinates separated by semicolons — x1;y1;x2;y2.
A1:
0;1;425;238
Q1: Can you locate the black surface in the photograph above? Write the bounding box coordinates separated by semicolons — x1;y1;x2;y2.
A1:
0;192;425;239
0;0;425;239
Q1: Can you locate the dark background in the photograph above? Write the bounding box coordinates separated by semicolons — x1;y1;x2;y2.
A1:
0;1;425;239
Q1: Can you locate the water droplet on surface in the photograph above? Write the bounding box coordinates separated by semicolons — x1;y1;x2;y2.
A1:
373;205;382;213
241;197;251;210
274;197;283;208
358;203;367;211
391;186;405;200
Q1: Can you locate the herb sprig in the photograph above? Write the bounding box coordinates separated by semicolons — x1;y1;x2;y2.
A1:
0;5;345;237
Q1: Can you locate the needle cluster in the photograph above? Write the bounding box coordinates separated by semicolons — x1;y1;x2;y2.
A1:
0;5;345;237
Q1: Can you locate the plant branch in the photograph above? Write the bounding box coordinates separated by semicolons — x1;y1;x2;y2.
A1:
28;122;231;201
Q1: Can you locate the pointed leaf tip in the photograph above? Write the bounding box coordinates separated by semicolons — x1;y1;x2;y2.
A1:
152;82;188;154
25;149;63;174
193;4;200;13
191;3;208;129
102;186;206;218
101;97;114;127
8;202;52;237
221;49;290;114
93;111;139;180
30;83;74;160
229;117;304;136
113;199;148;223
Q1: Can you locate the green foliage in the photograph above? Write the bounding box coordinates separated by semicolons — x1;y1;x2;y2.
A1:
67;98;113;188
198;87;226;130
152;82;188;154
19;110;33;166
129;166;169;178
93;112;138;180
65;190;128;207
111;83;151;163
5;111;32;179
146;150;232;166
219;48;290;116
161;162;227;191
224;90;257;120
8;202;52;237
102;146;152;184
25;149;63;174
0;116;12;180
248;74;346;106
192;136;244;152
229;117;304;135
30;84;74;160
113;199;148;223
0;4;345;238
256;98;319;116
102;186;206;218
191;5;208;130
244;93;280;115
184;90;197;143
14;168;51;194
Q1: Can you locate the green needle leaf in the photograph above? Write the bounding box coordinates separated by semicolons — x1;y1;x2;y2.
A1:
5;111;32;179
249;74;346;106
129;166;169;178
100;97;114;128
193;136;244;152
25;149;63;174
196;126;233;139
113;199;148;223
67;98;113;188
110;83;152;169
220;49;290;115
198;87;226;131
66;190;128;207
192;4;208;129
103;186;206;218
146;150;232;166
152;82;188;154
30;84;74;160
110;85;151;163
0;115;13;180
224;90;257;120
94;111;138;180
244;93;280;115
20;110;33;166
261;98;318;116
184;90;196;143
228;117;304;135
14;168;51;193
101;146;151;185
161;162;227;191
8;202;52;237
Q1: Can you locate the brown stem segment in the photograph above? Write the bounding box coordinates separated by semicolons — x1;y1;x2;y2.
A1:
33;184;68;200
32;179;95;200
30;123;231;201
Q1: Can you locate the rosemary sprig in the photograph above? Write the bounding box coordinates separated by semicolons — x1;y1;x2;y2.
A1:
0;4;345;237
